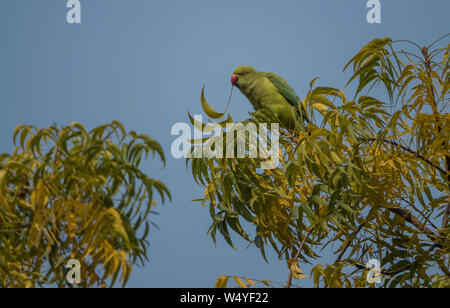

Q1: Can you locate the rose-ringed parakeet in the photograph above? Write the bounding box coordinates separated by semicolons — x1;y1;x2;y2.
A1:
231;65;308;129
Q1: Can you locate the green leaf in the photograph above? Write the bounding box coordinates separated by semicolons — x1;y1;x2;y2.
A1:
201;86;225;119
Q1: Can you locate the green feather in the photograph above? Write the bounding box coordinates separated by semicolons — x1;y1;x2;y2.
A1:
263;72;308;123
263;72;299;109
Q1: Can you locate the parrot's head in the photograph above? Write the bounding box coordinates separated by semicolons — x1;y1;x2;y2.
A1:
231;66;257;90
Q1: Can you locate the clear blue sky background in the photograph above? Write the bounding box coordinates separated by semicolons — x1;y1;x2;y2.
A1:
0;0;448;287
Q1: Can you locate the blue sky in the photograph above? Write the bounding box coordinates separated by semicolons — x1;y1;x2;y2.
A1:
0;0;448;287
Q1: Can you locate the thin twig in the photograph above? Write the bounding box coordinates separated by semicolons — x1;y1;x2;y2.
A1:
393;40;423;51
388;207;443;249
335;222;366;264
363;138;447;176
224;86;234;114
427;33;450;49
285;227;313;288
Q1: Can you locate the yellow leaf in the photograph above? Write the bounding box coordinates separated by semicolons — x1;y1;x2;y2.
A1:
312;102;329;114
330;152;343;164
243;276;256;286
290;262;308;280
105;208;129;243
233;276;248;288
18;198;33;209
0;169;6;187
218;114;234;127
201;86;225;119
215;275;229;288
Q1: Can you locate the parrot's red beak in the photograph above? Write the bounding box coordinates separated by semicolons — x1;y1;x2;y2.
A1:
231;74;238;86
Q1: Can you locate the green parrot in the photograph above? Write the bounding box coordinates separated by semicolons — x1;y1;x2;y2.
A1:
231;65;308;129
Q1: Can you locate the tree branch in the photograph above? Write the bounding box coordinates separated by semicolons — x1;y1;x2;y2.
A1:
388;207;443;248
335;222;366;264
349;260;413;277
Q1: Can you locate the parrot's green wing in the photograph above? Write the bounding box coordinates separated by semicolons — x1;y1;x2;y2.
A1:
263;72;300;108
264;72;308;122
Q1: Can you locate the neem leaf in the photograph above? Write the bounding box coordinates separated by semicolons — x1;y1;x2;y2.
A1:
233;276;248;288
201;86;226;119
215;275;229;288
